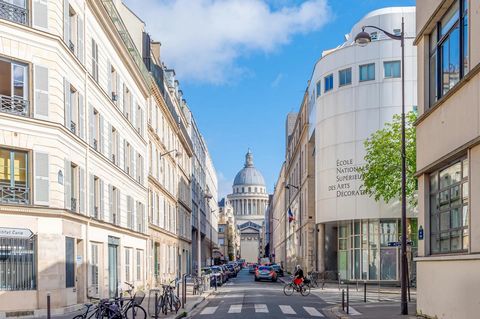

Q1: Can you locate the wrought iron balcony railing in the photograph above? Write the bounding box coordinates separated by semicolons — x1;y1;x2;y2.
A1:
93;139;98;151
71;197;77;212
0;94;28;116
0;183;29;204
70;121;76;134
0;0;28;25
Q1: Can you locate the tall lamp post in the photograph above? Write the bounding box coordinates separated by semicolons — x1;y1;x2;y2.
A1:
354;18;408;315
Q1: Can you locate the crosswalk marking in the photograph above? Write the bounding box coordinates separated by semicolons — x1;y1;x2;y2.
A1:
200;306;218;315
279;305;296;314
255;304;268;313
303;307;324;317
348;306;362;316
228;305;242;313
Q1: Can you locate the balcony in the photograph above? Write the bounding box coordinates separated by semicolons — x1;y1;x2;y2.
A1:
0;183;29;204
70;121;76;134
0;94;28;116
68;40;75;53
0;0;28;25
93;139;98;151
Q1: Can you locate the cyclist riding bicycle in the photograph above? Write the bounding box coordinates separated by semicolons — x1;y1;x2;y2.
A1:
293;265;304;287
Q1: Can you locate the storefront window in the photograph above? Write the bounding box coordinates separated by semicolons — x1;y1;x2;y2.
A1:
0;235;36;290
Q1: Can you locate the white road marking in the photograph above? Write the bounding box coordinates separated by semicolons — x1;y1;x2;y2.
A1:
223;294;244;298
279;305;296;314
255;304;269;313
303;307;324;317
348;306;362;315
228;304;242;313
200;306;218;315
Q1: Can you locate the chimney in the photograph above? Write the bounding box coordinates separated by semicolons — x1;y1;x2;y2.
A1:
151;41;161;63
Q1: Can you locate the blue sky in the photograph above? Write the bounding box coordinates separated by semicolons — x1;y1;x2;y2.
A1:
127;0;415;198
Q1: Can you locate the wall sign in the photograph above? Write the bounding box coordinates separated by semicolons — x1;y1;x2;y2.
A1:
418;226;424;240
0;227;33;238
328;158;367;197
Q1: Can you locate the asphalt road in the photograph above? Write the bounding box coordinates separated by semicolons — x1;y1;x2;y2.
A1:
190;268;330;318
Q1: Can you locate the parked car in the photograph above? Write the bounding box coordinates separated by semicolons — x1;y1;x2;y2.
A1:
226;264;237;277
221;265;234;278
254;265;277;282
271;264;284;277
202;267;221;286
248;264;258;274
228;262;240;273
210;266;227;284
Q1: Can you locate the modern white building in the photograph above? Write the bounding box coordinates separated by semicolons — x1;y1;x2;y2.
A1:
310;7;418;281
227;150;269;263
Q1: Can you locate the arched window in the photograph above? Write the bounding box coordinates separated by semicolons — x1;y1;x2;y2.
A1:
248;187;251;193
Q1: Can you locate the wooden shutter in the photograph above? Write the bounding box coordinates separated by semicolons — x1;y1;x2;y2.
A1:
78;92;84;139
34;65;49;119
108;184;113;223
99;179;104;220
33;0;48;29
107;60;112;97
116;189;121;225
99;114;104;154
63;0;69;44
107;123;112;161
64;159;71;210
64;78;71;130
89;104;94;146
79;167;85;214
34;152;49;205
77;15;84;63
89;174;94;217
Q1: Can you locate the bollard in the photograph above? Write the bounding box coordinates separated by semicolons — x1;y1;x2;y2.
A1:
47;293;51;319
182;274;187;309
215;276;218;291
346;284;350;314
154;292;159;319
364;282;367;303
177;277;180;298
341;289;345;311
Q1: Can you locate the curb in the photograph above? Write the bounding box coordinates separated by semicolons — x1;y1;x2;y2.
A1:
328;306;350;319
183;290;216;319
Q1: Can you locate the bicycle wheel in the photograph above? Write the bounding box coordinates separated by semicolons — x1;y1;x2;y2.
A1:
301;284;311;296
124;305;146;319
162;295;169;315
172;296;181;313
283;283;294;296
72;316;84;319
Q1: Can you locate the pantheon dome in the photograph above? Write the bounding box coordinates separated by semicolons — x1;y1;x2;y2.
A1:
233;150;266;187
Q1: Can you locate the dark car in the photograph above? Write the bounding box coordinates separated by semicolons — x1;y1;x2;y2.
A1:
226;264;237;277
254;266;277;282
272;264;284;277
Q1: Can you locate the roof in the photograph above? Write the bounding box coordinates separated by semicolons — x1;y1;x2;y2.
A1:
233;150;266;186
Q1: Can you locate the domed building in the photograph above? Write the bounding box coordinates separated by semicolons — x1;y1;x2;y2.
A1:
227;150;269;263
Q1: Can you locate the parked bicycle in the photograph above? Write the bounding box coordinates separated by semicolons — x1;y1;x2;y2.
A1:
148;279;181;316
305;271;320;288
283;276;311;296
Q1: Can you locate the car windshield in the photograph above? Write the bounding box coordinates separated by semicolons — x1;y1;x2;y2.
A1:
258;266;271;271
211;267;221;273
272;265;280;269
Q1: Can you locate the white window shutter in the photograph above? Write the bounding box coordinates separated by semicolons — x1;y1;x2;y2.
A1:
79;167;85;214
107;123;112;160
64;159;71;210
64;78;71;129
116;133;120;166
89;174;94;217
108;184;113;223
89;104;94;146
77;15;84;63
123;139;127;172
99;179;104;220
33;0;48;29
34;152;49;205
131;97;136;126
99;114;104;154
78;92;84;139
63;0;69;44
107;60;112;96
116;189;121;225
34;65;49;119
117;78;123;109
130;147;135;178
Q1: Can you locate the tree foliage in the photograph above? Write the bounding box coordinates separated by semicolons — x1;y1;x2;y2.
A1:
359;111;417;206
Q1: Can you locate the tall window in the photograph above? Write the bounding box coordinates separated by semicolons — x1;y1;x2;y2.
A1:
93;109;100;151
339;68;352;86
68;6;77;53
125;248;131;282
136;249;142;281
0;59;28;116
429;0;469;105
91;243;99;295
316;80;321;98
324;74;333;92
71;163;78;211
65;237;75;288
0;148;28;204
91;39;98;82
93;176;100;219
430;158;468;254
110;65;118;102
359;63;375;81
111;126;118;164
384;61;401;78
111;186;119;225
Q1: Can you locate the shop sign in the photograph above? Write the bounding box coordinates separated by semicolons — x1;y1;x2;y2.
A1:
0;227;33;238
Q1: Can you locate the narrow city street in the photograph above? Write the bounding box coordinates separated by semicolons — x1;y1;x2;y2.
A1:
190;268;330;318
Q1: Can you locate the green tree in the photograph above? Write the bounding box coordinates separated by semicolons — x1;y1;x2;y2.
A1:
359;111;417;206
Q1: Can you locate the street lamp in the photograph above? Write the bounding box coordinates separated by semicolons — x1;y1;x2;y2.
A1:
159;149;183;158
355;18;408;315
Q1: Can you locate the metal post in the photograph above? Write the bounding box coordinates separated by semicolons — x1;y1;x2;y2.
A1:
342;289;345;311
364;282;367;303
46;293;51;319
177;277;180;298
182;274;187;309
346;283;350;314
400;16;408;316
154;292;159;319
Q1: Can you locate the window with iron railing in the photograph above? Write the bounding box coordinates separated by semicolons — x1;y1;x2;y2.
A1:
0;148;29;204
0;58;28;117
0;0;28;25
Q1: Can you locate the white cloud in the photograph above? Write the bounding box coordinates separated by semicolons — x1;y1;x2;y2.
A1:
216;171;233;200
271;73;283;87
125;0;331;84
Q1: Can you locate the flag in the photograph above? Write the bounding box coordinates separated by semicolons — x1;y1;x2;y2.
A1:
288;208;295;223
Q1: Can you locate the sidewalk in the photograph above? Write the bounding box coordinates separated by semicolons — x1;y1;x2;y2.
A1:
328;302;418;319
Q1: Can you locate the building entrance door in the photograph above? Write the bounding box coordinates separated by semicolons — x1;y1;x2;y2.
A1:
108;241;119;298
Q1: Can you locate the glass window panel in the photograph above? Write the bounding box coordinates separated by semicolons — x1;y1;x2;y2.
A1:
462;159;469;178
450;185;461;205
430;194;439;211
451;230;461;251
339;238;347;250
440;212;450;231
380;249;397;280
439;190;450;209
13;64;26;98
463;229;469;250
429;53;437;105
13;151;27;185
354;249;360;279
369;249;378;280
463;13;469;75
462;182;469;201
0;149;10;183
431;234;440;253
362;250;368;280
430;173;438;192
369;221;379;249
384;61;401;78
339;251;348;280
430;28;438;52
431;214;439;234
462;205;468;227
354;236;360;248
451;207;461;228
440;1;459;36
354;222;360;235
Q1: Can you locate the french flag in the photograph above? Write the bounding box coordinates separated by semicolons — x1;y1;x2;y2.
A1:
288;208;295;223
